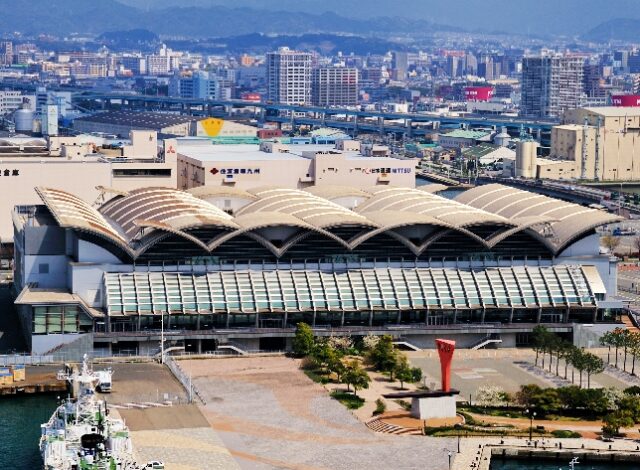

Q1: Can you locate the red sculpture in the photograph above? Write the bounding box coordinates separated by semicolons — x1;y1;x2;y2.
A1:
435;339;456;392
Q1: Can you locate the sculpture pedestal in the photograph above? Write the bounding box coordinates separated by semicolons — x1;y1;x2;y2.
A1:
383;389;459;420
411;390;459;419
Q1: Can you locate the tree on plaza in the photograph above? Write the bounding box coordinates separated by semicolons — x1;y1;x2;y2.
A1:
292;322;315;357
583;352;605;389
532;325;549;367
328;354;347;383
601;234;621;255
634;235;640;258
313;339;338;374
367;335;399;380
600;331;614;365
558;341;574;379
628;331;640;376
621;329;631;372
602;410;634;437
343;360;371;397
395;353;422;390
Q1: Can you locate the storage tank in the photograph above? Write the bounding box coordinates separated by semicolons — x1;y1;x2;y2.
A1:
494;127;511;147
515;141;538;178
14;104;34;133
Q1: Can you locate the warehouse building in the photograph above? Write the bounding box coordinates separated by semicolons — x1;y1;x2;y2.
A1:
0;131;177;245
73;111;258;139
13;183;621;356
175;138;415;191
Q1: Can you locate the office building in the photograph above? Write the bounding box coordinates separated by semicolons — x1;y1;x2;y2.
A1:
520;56;584;118
266;47;312;104
311;67;358;107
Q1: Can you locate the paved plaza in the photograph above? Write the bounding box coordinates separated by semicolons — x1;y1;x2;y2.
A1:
179;356;455;470
408;349;631;400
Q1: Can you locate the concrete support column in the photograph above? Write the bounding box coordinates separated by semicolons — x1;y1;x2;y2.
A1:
508;308;514;324
283;312;288;329
368;311;373;327
536;308;542;324
564;308;570;323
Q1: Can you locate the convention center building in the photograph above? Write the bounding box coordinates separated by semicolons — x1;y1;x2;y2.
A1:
12;183;622;355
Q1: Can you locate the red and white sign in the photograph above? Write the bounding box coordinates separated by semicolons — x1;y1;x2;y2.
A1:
464;86;494;102
611;95;640;107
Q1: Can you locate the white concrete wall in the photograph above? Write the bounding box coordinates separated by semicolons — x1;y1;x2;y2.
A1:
411;395;457;419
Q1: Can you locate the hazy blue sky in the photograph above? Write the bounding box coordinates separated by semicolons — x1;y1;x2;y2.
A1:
121;0;640;35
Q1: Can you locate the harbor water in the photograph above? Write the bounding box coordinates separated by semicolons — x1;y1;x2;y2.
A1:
0;394;58;469
491;458;640;469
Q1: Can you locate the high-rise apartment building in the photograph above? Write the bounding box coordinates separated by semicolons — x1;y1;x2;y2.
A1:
520;56;585;118
311;67;358;107
0;41;13;65
391;51;408;81
266;47;312;104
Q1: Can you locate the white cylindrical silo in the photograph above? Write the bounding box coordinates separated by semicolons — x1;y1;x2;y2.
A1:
515;141;539;178
14;106;34;133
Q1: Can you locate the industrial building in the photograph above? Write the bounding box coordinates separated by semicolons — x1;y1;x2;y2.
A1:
175;138;415;191
521;56;585;119
266;48;312;105
509;107;640;181
553;106;640;181
13;183;621;355
73;111;258;139
438;129;494;149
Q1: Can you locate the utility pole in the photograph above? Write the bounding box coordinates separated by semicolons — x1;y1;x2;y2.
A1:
160;313;165;365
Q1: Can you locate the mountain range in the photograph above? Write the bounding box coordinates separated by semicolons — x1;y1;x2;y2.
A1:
121;0;640;37
0;0;458;38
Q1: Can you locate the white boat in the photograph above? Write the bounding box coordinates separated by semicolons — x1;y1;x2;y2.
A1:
39;355;163;470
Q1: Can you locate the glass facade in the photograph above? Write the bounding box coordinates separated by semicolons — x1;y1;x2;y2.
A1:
32;305;93;335
103;265;598;325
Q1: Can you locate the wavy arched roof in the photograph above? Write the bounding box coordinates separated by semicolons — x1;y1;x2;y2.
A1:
187;186;258;201
100;187;238;240
34;184;615;260
36;187;131;255
456;184;622;252
355;187;512;228
238;187;376;229
304;185;373;200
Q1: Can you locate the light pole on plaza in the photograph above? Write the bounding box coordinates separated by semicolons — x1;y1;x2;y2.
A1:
526;408;537;441
447;451;452;470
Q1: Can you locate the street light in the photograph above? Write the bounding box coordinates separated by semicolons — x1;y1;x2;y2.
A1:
526;408;537;441
447;451;452;470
